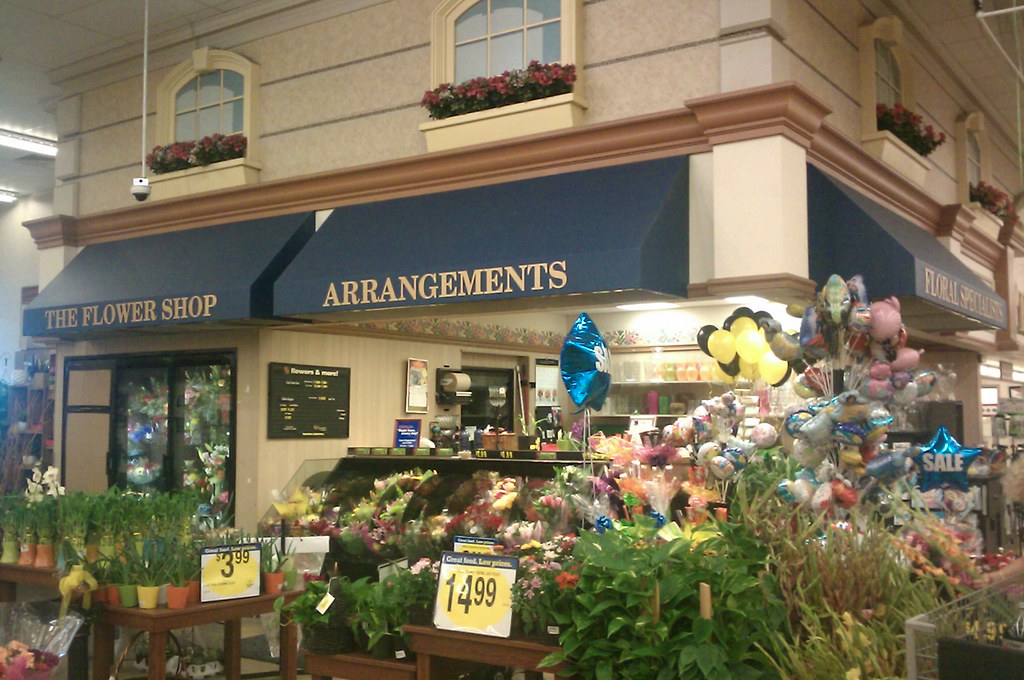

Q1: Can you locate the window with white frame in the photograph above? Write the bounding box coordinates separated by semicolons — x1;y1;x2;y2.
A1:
956;112;990;205
155;48;260;158
454;0;562;81
174;69;245;142
429;0;581;88
858;16;914;141
967;131;982;187
874;40;902;107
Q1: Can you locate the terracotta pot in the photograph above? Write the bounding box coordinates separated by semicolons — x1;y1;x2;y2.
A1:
107;584;122;606
166;584;190;609
85;544;100;563
34;543;56;569
118;584;138;608
137;585;160;609
187;579;201;604
262;571;285;594
93;584;109;604
17;542;36;566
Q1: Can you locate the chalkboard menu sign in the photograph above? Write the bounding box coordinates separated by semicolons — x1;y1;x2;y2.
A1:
268;362;350;439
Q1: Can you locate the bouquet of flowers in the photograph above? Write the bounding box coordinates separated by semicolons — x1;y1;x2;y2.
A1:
0;603;84;680
510;535;579;636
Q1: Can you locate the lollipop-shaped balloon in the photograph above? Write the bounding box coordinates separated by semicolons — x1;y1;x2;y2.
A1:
560;312;611;411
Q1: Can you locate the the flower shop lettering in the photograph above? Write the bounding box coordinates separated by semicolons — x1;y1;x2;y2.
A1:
42;294;218;331
200;543;260;602
434;551;518;638
920;265;1006;326
267;362;350;439
321;260;568;308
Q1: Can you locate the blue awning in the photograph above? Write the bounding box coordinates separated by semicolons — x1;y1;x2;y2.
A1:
808;166;1007;331
274;156;689;317
24;212;315;337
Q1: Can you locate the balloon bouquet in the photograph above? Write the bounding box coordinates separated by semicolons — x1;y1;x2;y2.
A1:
773;274;938;510
696;309;794;386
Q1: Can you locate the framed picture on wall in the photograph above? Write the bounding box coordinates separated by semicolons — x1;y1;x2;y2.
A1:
406;358;429;413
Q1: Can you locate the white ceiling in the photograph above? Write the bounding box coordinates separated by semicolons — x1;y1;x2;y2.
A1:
3;1;1024;201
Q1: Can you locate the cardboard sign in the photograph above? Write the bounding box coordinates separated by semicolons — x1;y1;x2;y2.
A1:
434;551;517;638
200;543;260;602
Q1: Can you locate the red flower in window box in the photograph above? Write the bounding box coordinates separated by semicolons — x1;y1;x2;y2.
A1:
875;103;945;157
147;133;247;175
421;61;576;121
970;180;1015;220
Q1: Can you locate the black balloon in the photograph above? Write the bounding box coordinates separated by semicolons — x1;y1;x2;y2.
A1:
697;325;717;355
731;307;755;319
719;357;741;377
752;310;772;324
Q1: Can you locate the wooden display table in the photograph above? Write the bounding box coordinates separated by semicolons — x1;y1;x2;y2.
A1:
305;650;416;680
0;562;60;601
93;591;299;680
403;625;565;680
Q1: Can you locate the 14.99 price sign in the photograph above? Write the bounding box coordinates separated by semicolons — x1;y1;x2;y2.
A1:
433;552;518;638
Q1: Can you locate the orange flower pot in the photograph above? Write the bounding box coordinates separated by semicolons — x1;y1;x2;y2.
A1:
93;584;109;604
262;571;285;594
34;543;55;569
166;584;190;610
107;585;122;607
187;579;201;604
17;543;35;566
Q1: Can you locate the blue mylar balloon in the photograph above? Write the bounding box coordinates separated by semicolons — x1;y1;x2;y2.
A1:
911;426;981;492
561;312;611;411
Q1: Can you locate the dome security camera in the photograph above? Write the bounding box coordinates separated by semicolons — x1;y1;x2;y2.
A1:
131;177;151;201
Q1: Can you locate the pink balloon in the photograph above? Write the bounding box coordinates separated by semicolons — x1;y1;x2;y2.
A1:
890;347;922;372
869;360;891;380
869;297;902;341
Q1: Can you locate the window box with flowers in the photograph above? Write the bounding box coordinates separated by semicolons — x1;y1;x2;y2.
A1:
861;103;946;188
146;133;260;200
418;62;587;152
968;180;1016;238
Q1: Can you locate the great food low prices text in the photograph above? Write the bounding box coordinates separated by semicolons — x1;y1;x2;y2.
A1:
321;261;568;308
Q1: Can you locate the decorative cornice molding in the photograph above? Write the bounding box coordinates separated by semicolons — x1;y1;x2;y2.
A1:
23;214;78;248
688;273;818;304
962;224;1004;268
685;81;832;149
935;203;972;242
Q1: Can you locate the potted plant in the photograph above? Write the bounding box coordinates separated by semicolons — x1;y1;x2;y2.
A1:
125;540;176;609
31;497;57;569
260;540;286;594
57;491;94;563
147;133;247;175
392;558;439;625
421;62;577;121
348;574;411;659
275;578;356;655
875;103;945;157
165;548;191;610
0;497;21;564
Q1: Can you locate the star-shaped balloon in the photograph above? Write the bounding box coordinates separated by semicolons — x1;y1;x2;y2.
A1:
560;312;611;412
912;426;981;492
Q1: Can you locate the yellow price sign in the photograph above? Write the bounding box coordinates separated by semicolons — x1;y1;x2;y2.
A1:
433;552;517;637
200;543;260;602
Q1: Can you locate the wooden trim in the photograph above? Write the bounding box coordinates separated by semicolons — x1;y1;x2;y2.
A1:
20;286;39;306
282;322;562;355
23;215;77;248
936;203;972;242
687;273;818;304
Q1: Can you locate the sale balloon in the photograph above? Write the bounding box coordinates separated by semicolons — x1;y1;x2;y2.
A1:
708;329;737;363
560;312;612;411
912;427;981;492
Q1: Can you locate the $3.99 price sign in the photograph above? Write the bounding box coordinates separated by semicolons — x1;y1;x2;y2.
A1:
200;543;261;603
433;552;518;638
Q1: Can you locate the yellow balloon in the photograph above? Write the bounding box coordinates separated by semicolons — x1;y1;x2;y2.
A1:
729;316;758;336
712;363;735;385
708;329;736;363
735;329;767;363
758;353;789;385
739;358;760;380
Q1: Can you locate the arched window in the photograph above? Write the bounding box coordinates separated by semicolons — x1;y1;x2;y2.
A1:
174;69;245;142
966;130;982;187
454;0;562;81
429;0;581;88
874;40;902;107
156;48;260;160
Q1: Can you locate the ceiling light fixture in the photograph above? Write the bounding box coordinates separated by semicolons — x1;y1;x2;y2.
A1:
724;295;770;307
0;130;57;157
616;302;680;311
0;191;17;203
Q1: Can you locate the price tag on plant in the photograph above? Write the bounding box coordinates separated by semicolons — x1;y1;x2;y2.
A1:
433;551;517;638
200;543;260;602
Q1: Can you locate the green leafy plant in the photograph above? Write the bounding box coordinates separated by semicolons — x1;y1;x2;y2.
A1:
275;579;334;627
122;539;177;587
261;540;285;574
541;520;783;679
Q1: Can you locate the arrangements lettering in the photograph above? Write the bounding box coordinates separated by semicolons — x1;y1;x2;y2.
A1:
921;266;1005;325
322;261;568;308
42;294;218;331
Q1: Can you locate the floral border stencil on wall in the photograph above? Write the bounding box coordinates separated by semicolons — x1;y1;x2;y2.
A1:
354;320;698;349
